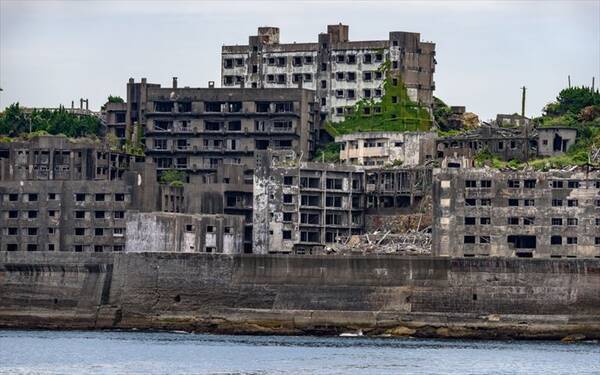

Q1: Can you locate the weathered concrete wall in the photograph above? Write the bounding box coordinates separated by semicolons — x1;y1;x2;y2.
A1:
1;252;599;339
125;212;244;254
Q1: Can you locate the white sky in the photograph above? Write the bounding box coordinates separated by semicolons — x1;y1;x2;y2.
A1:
0;0;598;121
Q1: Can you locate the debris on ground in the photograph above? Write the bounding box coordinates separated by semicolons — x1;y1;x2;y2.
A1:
326;226;432;255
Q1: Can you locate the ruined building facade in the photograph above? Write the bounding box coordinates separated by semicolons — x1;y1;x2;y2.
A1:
141;82;318;181
253;151;432;254
126;212;244;254
0;136;158;253
221;24;436;122
336;131;436;166
436;125;578;162
432;168;600;258
103;101;127;143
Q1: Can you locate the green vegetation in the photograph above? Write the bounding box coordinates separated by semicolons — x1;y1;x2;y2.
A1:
476;87;600;170
437;128;468;137
160;169;186;187
313;142;341;162
323;60;432;137
0;103;102;138
432;96;452;130
107;95;124;104
542;87;600;117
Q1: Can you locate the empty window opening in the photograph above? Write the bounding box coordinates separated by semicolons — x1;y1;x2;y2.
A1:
464;217;476;225
507;235;536;249
464;236;476;244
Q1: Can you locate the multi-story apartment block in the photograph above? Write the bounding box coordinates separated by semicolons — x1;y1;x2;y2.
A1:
222;24;436;122
433;168;600;258
103;101;127;143
141;80;318;181
159;164;255;253
253;151;432;254
0;135;157;252
336;131;436;166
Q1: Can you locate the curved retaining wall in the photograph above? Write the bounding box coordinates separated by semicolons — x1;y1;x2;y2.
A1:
0;252;599;339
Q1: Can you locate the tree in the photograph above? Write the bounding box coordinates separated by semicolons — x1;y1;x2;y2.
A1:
160;169;186;187
107;95;125;103
544;87;600;117
0;103;29;135
0;102;102;138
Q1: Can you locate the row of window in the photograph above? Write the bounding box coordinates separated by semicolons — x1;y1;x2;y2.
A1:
464;235;600;245
1;227;124;236
464;198;600;207
465;179;600;189
2;209;126;220
464;216;600;226
1;193;127;203
152;119;296;133
224;52;390;70
152;101;295;114
1;193;58;202
3;244;124;252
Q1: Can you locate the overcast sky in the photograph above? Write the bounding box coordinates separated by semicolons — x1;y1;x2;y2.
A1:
0;0;598;120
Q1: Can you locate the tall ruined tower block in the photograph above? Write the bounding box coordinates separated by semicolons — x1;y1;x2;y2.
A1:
221;24;436;123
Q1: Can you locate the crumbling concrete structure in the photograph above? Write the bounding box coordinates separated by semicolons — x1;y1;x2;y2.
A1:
336;131;436;166
436;124;578;162
126;212;244;254
0;135;158;252
159;164;255;252
495;114;530;128
253;150;432;254
222;24;436;122
436;125;535;162
141;79;318;181
537;127;578;157
432;167;600;258
102;101;127;143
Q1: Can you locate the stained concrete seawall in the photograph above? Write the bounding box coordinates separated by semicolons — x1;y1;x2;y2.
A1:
1;252;599;339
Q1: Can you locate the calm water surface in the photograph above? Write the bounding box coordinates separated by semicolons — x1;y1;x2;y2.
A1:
0;330;598;374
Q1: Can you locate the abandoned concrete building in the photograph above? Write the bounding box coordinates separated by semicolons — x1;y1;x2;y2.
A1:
436;124;578;162
436;125;535;162
103;101;127;143
141;79;318;181
336;131;436;166
495;113;531;128
221;24;436;122
158;164;255;252
537;127;578;157
253;150;432;254
432;168;600;258
0;135;158;252
125;212;244;254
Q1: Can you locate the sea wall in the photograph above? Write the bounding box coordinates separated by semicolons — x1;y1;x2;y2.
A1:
1;252;599;339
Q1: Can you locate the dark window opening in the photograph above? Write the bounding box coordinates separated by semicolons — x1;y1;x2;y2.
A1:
507;235;536;249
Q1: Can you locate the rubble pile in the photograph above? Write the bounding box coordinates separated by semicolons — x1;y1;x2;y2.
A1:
327;227;432;255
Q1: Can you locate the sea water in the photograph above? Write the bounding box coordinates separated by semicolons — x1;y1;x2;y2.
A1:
0;330;598;374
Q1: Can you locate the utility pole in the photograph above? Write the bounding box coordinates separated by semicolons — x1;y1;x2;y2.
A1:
521;86;528;163
592;77;595;92
568;75;571;88
521;86;526;118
